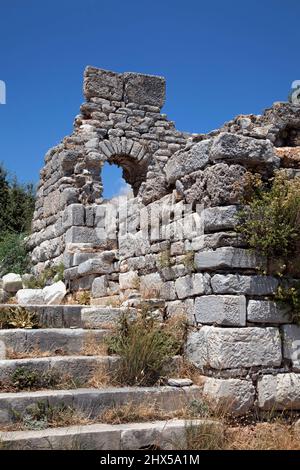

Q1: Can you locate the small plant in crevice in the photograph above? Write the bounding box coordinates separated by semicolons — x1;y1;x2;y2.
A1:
182;250;195;273
25;263;65;289
275;282;300;325
237;171;300;259
106;311;186;386
76;290;91;306
157;248;172;269
0;307;39;329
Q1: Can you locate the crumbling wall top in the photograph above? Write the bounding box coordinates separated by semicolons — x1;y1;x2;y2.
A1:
83;67;166;108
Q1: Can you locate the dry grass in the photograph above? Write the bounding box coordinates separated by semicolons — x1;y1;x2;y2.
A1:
225;422;300;450
99;402;176;425
64;291;91;305
81;334;109;356
5;348;60;360
88;365;112;388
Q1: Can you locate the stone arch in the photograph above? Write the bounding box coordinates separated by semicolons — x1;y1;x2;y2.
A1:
98;137;150;196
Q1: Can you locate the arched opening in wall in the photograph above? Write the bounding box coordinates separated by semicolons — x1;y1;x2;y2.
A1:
101;153;149;199
101;161;132;200
275;126;300;147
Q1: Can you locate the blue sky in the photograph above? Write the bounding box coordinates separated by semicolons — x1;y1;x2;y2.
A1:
0;0;299;198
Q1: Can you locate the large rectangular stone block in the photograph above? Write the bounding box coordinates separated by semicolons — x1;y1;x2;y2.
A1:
186;326;282;369
202;205;238;233
195;247;261;271
65;226;98;244
174;273;209;299
195;295;246;326
123;72;165;108
257;373;300;410
248;300;291;324
282;324;300;370
84;67;123;101
211;274;278;295
203;377;255;415
210;132;279;169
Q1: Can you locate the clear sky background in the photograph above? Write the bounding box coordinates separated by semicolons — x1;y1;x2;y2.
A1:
0;0;299;198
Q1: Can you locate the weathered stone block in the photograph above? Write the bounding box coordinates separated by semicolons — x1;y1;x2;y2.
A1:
195;295;246;326
119;271;139;290
84;67;123;101
210;132;279;169
2;273;23;293
92;276;108;298
211;274;278;296
248;300;291;324
257;373;300;410
202;205;238;233
282;324;300;370
160;281;177;301
16;289;45;305
65;226;98;244
165;140;211;184
62;204;85;229
174;273;210;299
43;281;67;305
124;72;165;108
186;326;282;369
203;377;255;415
140;273;163;298
195;247;260;271
77;251;116;275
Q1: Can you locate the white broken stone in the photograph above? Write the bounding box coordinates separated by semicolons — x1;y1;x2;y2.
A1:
16;289;45;305
2;273;23;293
203;377;255;415
167;378;193;387
257;373;300;410
43;281;67;305
195;295;246;326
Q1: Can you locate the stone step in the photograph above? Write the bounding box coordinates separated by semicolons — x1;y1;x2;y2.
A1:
0;418;219;450
81;306;136;329
0;356;118;390
0;304;83;328
0;304;135;329
0;329;109;358
0;385;203;425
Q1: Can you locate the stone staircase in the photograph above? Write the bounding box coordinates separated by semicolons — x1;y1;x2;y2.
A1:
0;304;207;450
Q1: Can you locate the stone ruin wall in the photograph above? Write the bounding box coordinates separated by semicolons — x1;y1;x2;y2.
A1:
29;67;300;413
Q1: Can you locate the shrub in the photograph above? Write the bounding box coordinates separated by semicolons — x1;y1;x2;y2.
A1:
0;231;30;276
238;171;300;258
107;311;185;386
0;307;39;329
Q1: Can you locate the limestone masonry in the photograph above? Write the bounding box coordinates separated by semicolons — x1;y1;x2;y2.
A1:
28;66;300;413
